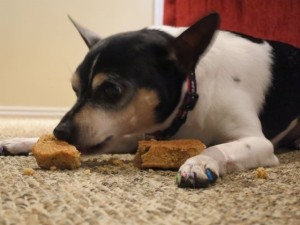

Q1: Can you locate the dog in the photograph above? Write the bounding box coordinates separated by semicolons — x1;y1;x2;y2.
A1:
1;13;299;188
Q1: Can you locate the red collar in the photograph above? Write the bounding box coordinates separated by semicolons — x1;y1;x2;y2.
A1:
148;71;199;139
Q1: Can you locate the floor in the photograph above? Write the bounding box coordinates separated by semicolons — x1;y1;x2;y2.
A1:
0;116;299;225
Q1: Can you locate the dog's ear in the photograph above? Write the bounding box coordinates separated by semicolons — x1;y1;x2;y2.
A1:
68;16;101;49
173;13;220;71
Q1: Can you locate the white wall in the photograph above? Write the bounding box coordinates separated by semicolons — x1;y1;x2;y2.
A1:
0;0;154;109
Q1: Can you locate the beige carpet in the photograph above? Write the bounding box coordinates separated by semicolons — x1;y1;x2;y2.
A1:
0;116;299;225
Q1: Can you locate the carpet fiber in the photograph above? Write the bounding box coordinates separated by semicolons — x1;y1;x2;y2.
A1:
0;116;299;225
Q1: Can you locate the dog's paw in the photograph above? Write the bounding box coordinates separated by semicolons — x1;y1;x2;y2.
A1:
0;144;12;156
176;155;219;188
0;138;37;156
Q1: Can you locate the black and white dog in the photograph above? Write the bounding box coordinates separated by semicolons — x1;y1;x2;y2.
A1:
1;13;299;188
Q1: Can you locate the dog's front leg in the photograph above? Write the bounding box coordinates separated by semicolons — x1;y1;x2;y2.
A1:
177;137;279;188
0;137;38;155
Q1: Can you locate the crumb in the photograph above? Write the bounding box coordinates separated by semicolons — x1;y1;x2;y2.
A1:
50;166;57;171
255;167;268;179
23;168;35;176
83;169;91;175
109;158;126;167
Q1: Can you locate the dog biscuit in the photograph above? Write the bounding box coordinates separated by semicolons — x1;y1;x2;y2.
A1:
32;134;81;170
134;139;206;169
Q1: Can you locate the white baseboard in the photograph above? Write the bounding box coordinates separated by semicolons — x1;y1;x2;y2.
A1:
0;106;68;117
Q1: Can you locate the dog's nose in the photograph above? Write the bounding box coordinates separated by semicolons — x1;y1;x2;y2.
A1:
53;122;73;143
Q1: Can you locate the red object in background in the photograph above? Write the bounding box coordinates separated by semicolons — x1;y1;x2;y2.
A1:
164;0;300;47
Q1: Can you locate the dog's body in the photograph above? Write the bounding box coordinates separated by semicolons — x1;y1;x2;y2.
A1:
1;14;299;188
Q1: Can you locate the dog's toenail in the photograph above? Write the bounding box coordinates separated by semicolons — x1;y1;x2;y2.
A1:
205;169;218;183
189;172;196;179
205;169;214;181
180;171;188;178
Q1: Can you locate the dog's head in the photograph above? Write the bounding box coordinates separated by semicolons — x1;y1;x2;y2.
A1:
54;13;219;153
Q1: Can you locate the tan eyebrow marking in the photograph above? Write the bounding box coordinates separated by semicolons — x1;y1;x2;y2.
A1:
92;73;108;90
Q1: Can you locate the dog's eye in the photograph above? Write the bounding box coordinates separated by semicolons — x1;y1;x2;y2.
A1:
97;82;123;102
